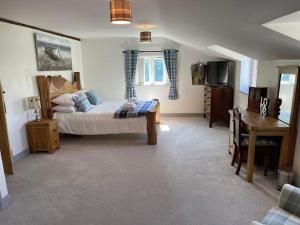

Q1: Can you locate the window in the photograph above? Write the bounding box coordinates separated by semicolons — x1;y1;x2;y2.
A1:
239;58;257;94
136;55;168;85
280;74;296;85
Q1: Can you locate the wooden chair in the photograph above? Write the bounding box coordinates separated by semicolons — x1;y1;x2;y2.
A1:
272;98;282;119
231;108;278;176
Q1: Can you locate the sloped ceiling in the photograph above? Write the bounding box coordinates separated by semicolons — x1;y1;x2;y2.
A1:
263;10;300;43
1;0;300;59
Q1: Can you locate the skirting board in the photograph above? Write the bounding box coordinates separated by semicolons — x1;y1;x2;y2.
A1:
13;149;30;164
161;113;204;117
0;194;12;209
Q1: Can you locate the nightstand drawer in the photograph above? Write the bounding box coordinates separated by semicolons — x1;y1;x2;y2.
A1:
27;127;50;151
51;126;58;134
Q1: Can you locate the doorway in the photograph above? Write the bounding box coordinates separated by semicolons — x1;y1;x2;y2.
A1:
0;80;14;175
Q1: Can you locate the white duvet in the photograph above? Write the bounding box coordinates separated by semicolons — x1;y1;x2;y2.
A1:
53;101;147;135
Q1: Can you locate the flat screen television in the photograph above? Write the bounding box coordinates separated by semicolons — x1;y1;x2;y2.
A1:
206;61;230;85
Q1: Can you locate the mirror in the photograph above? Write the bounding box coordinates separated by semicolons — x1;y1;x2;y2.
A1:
278;73;296;124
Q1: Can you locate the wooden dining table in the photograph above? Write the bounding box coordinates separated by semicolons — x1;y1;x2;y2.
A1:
240;110;290;182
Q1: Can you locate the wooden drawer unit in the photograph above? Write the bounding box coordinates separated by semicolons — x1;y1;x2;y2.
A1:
26;119;60;154
204;85;211;114
203;85;234;128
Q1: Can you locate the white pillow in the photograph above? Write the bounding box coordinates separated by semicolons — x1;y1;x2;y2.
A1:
53;105;77;113
51;94;77;106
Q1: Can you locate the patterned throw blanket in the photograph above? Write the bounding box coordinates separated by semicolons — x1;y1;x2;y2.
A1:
114;100;157;119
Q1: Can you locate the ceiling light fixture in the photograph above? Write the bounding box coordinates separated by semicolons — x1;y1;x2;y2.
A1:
140;31;151;43
110;0;132;25
135;24;157;29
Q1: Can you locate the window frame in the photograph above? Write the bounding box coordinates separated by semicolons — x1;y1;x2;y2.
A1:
136;54;169;86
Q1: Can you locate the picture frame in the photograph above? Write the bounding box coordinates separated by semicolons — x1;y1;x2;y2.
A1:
34;33;72;71
191;63;206;85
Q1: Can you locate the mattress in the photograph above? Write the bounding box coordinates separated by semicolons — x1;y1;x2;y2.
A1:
53;101;147;135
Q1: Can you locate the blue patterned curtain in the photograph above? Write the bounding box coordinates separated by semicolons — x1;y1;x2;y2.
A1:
163;49;178;100
124;50;139;99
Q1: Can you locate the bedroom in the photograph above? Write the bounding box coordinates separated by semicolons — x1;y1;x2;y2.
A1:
1;1;300;225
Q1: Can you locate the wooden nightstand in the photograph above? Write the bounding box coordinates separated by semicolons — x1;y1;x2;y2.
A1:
26;119;60;154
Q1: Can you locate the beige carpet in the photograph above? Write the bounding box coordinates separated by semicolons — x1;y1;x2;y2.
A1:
0;117;279;225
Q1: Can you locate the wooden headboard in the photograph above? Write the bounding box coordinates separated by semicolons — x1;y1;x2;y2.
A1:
37;72;82;119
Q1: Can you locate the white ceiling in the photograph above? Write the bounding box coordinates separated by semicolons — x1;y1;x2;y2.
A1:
263;11;300;43
1;0;300;59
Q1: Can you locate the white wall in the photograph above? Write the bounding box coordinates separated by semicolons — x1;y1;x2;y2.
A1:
234;59;300;185
82;37;218;113
256;60;300;99
0;22;84;156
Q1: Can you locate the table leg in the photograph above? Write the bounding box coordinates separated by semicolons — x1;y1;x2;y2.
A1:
279;131;290;169
247;131;256;183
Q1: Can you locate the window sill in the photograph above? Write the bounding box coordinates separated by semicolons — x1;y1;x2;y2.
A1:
239;90;249;95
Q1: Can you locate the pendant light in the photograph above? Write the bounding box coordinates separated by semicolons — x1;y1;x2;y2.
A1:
110;0;132;24
140;31;151;43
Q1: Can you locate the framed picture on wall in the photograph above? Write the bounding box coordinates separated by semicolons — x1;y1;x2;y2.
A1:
191;63;206;85
34;33;72;71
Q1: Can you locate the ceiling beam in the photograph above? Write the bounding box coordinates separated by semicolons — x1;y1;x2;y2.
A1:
0;18;81;41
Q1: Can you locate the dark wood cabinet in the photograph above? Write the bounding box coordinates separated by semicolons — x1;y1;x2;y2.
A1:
247;87;268;112
204;85;234;128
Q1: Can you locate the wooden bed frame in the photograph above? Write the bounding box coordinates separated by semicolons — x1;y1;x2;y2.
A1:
36;72;160;145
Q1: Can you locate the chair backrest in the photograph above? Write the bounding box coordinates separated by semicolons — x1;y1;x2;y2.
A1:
272;98;282;119
233;108;242;149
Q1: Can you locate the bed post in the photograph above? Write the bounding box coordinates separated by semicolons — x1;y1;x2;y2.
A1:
73;72;82;90
37;76;52;119
145;99;160;145
154;99;160;124
146;111;157;145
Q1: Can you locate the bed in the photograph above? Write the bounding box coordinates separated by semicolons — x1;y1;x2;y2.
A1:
36;72;160;145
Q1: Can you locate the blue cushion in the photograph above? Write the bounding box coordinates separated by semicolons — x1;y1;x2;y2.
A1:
86;90;102;105
262;207;300;225
73;94;92;112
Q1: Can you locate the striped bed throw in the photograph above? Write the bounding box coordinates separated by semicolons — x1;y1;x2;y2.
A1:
114;100;157;119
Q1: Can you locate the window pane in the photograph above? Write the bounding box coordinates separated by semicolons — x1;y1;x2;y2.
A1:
239;59;250;94
239;59;257;94
154;58;164;82
144;59;150;82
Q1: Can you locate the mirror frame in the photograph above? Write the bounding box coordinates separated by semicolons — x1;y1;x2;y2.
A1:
277;66;300;165
277;72;297;125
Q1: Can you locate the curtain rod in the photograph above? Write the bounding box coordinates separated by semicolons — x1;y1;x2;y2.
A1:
122;50;179;53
